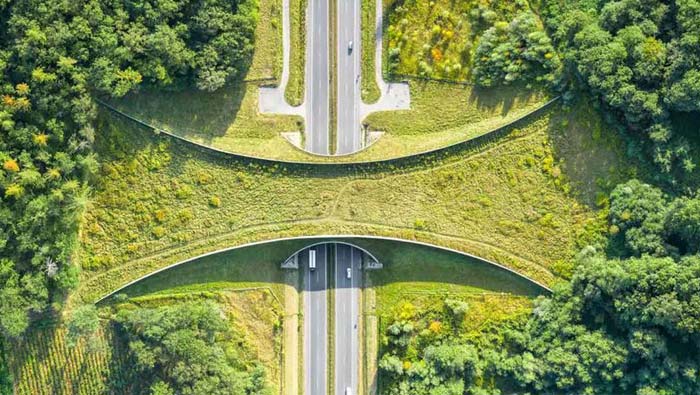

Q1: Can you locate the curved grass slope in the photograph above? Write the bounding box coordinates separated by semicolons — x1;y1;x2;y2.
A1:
107;80;547;162
77;99;631;302
100;237;546;303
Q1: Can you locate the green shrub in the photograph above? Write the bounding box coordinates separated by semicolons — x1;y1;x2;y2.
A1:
152;227;166;239
209;196;222;208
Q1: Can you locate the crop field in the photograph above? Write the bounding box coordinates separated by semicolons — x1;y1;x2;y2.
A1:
76;96;631;303
9;289;282;395
7;324;130;395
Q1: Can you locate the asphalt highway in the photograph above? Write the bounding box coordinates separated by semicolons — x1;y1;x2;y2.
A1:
304;0;330;155
334;244;361;395
336;0;362;155
303;245;328;395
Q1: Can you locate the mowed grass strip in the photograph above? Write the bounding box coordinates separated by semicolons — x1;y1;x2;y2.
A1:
285;0;306;106
361;0;380;103
106;239;312;301
79;99;630;300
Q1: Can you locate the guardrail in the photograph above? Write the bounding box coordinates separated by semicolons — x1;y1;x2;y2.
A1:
96;95;561;169
385;72;474;86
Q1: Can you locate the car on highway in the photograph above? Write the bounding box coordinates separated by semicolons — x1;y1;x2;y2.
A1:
346;387;352;395
309;249;316;271
346;267;352;279
348;41;353;53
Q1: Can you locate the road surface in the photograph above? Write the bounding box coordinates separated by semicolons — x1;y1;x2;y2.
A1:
334;244;361;395
303;245;328;395
305;0;330;155
336;0;362;155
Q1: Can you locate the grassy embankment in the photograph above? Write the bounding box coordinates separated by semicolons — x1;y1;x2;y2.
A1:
76;95;632;305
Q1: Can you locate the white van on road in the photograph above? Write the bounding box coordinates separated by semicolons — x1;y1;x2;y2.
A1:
309;249;316;271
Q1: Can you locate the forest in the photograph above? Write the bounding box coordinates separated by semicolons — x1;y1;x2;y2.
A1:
540;0;700;177
1;0;700;394
377;0;700;393
0;0;257;361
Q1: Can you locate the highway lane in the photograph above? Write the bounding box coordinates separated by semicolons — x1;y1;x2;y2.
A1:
305;0;330;155
334;244;361;395
303;245;328;395
336;0;362;155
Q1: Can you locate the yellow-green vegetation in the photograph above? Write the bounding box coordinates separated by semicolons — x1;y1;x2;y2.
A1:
384;0;528;80
285;0;306;105
360;81;548;157
379;294;532;340
361;0;381;103
8;289;282;395
250;0;284;81
77;97;631;302
7;324;129;395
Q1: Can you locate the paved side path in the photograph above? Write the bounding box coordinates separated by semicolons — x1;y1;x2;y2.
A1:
359;0;410;121
259;0;305;117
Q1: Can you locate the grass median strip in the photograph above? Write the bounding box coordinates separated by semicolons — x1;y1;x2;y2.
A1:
361;0;380;103
286;0;307;106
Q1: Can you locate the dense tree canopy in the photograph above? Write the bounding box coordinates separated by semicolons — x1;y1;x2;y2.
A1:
473;11;561;87
379;253;700;395
0;0;257;337
542;0;700;175
608;179;700;257
116;301;270;395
